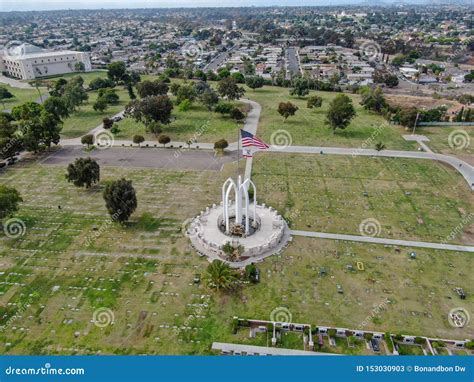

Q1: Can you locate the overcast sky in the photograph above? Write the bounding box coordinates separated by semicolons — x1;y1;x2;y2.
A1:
0;0;408;12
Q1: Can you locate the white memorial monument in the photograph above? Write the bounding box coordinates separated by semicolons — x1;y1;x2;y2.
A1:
186;175;291;268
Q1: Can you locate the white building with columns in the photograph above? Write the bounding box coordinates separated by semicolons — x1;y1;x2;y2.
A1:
0;43;91;80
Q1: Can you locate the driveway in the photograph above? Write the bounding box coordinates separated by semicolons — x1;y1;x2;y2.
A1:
41;146;238;171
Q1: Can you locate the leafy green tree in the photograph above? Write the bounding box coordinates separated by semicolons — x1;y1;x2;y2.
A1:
214;102;233;115
384;74;399;88
218;68;231;79
230;108;245;122
176;84;197;104
307;95;323;109
107;61;127;83
12;103;61;152
133;135;145;146
137;80;169;98
93;97;108;112
103;178;137;223
178;99;191;112
277;102;299;121
125;96;173;127
193;81;211;95
290;77;310;98
231;72;245;84
217;77;245;101
326;94;356;132
360;86;387;113
43;96;69;121
127;83;136;100
205;260;237;291
89;77;114;90
81;134;94;147
158;134;171;147
170;83;181;96
0;116;21;159
245;75;265;90
65;157;100;188
74;62;85;72
200;89;219;111
97;88;119;105
0;185;22;220
0;87;14;109
49;78;68;97
147;122;162;136
375;142;386;151
214;139;229;154
63;78;88;112
102;117;113;130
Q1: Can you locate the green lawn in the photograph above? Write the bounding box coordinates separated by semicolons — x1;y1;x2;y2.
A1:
0;84;46;111
244;85;416;151
397;344;425;355
60;88;131;138
114;99;243;143
252;153;473;244
420;125;473;156
0;159;471;355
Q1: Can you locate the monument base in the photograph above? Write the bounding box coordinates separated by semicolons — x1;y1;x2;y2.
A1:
186;202;292;268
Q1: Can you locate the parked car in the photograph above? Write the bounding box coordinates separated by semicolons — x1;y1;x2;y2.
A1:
371;339;380;352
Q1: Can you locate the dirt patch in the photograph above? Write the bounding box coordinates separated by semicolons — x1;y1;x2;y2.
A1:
386;94;460;111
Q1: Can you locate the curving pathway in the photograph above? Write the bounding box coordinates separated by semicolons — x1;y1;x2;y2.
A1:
56;96;474;252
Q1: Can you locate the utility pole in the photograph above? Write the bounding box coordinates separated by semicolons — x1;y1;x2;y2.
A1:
412;112;420;135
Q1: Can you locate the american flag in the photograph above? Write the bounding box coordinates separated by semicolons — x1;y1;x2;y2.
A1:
240;129;270;150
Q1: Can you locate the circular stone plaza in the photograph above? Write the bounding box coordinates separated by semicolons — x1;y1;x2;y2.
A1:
186;175;292;267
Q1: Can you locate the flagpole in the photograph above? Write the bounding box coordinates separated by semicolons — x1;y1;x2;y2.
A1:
237;123;240;179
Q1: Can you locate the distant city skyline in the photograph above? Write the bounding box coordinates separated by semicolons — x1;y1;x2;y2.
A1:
0;0;450;12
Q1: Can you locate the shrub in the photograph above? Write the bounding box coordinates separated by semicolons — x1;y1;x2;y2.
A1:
307;95;323;109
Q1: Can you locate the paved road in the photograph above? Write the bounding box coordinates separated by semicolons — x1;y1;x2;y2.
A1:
290;230;474;253
267;146;474;190
0;75;32;89
41;145;238;171
205;45;237;72
285;47;300;78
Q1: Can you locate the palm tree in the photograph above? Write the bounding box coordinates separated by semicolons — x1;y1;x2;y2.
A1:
28;80;43;103
205;260;237;291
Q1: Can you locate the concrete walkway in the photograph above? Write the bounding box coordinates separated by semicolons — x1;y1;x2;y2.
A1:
268;146;474;190
0;75;32;89
290;230;474;253
59;97;473;191
211;342;335;356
